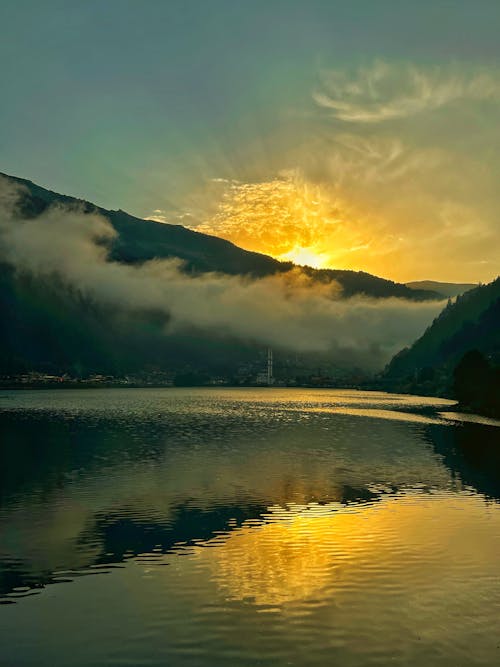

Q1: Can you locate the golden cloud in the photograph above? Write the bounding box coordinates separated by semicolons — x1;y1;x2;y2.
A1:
195;174;372;269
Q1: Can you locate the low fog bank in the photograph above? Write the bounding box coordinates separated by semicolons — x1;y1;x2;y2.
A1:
0;178;444;371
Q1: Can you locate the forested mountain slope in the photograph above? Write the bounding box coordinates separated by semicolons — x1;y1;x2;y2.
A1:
382;278;500;397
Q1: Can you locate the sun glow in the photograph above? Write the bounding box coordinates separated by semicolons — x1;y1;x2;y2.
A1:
189;168;487;282
194;175;357;269
279;246;329;268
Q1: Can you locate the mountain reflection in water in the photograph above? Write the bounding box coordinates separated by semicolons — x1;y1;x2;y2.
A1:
0;388;499;667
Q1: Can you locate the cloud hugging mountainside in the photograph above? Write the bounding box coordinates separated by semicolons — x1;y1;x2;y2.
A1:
0;173;445;377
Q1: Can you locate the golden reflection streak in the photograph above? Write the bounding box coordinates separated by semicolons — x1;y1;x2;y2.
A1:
190;495;496;608
191;501;384;606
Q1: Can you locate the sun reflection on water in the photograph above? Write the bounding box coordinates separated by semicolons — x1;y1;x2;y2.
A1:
190;500;384;607
189;493;500;611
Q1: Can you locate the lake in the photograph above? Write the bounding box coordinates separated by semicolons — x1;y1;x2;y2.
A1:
1;388;499;666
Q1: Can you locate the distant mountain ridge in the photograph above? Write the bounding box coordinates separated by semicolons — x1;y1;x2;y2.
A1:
406;280;477;298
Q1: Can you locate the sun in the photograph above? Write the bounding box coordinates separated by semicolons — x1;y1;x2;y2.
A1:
279;246;328;269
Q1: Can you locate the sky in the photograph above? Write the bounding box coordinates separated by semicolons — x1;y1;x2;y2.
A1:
1;0;499;283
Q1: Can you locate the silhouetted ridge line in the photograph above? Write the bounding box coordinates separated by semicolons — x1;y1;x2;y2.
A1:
0;171;440;297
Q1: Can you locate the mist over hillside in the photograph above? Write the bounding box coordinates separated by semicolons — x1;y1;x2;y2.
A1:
0;173;444;379
3;172;441;299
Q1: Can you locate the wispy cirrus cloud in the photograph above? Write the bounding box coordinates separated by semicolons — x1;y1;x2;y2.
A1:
309;133;446;185
314;60;500;123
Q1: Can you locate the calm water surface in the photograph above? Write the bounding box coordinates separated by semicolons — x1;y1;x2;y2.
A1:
0;388;499;666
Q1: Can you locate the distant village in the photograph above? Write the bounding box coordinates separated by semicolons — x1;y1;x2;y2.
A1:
0;348;368;389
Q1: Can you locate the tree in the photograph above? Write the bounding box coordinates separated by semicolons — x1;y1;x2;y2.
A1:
453;350;490;409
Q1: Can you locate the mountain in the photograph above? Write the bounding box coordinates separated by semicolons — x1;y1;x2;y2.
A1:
406;280;477;298
381;277;500;399
0;172;441;379
1;172;439;300
3;173;280;277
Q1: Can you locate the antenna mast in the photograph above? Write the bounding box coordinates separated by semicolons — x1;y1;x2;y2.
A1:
267;347;273;386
